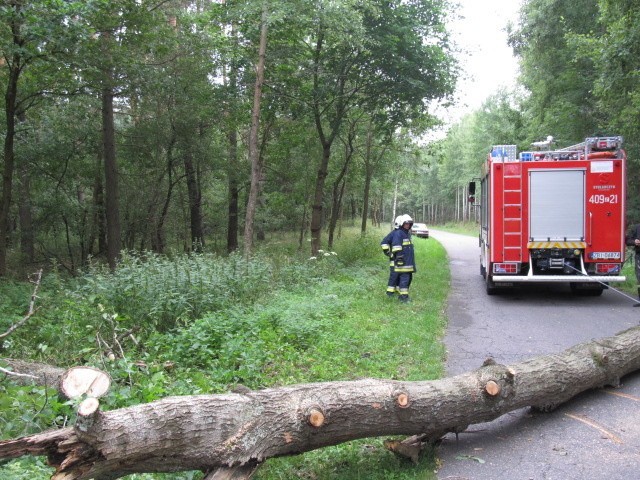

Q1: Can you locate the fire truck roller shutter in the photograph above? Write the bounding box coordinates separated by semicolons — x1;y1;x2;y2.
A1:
529;170;585;241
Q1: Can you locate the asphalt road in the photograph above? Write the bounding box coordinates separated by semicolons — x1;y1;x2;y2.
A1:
430;229;640;480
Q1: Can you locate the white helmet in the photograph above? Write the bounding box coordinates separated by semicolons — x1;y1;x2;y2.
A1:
400;214;413;227
394;215;404;228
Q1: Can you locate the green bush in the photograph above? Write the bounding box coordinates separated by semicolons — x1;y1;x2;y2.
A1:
331;232;383;267
0;383;71;440
0;279;32;332
74;251;275;331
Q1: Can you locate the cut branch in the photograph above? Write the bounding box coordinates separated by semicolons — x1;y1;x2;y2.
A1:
1;326;640;480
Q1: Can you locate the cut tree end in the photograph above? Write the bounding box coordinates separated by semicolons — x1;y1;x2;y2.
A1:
307;408;325;428
485;380;500;396
60;367;111;399
78;397;100;417
396;393;410;408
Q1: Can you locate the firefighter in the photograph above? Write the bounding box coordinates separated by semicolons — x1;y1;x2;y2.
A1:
625;223;640;306
381;216;402;297
390;214;416;303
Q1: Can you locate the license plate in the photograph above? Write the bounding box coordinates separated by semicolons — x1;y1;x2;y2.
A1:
589;252;621;260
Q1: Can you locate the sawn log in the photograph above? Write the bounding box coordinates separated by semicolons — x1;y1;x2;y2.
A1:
1;325;639;480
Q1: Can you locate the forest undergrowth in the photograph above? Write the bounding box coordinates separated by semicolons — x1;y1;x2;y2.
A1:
0;227;450;480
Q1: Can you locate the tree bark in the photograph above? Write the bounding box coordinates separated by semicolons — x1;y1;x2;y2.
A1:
2;326;640;480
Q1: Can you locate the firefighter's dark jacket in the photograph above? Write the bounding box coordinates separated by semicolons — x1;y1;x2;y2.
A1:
381;229;396;267
626;224;640;252
390;228;416;273
381;230;395;256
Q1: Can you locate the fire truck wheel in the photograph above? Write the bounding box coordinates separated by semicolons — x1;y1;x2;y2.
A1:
486;275;499;295
570;283;604;296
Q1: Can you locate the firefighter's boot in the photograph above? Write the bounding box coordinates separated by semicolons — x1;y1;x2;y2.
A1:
634;287;640;307
399;294;410;303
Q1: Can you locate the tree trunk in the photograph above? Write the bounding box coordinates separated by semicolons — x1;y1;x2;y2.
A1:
102;82;121;271
154;151;175;254
2;326;640;480
308;26;347;256
328;176;346;249
360;127;373;236
224;25;240;254
0;8;22;277
243;3;268;258
227;127;239;253
184;149;203;252
310;142;331;255
327;128;354;249
0;358;65;388
17;132;34;267
90;152;107;257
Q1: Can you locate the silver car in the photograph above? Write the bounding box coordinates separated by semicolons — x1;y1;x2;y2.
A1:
411;223;429;238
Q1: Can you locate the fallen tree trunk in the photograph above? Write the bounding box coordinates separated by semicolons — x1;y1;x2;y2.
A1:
2;325;640;480
0;358;66;387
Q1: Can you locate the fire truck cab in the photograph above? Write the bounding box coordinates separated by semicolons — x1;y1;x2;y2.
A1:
470;136;627;295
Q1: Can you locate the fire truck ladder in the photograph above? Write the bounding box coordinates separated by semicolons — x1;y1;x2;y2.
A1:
502;164;522;262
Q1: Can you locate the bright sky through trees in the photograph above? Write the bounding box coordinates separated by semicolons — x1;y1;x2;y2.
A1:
446;0;523;123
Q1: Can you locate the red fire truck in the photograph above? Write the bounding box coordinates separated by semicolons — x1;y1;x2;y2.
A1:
470;136;627;295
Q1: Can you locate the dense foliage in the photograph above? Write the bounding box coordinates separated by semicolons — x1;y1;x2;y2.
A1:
0;229;449;479
0;0;458;276
2;0;639;277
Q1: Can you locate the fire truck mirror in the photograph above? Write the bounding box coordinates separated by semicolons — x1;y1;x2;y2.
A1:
468;181;476;195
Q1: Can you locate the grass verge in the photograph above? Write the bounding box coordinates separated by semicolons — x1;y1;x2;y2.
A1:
254;233;449;480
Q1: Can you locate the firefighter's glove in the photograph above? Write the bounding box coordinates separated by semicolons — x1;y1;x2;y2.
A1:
383;250;392;258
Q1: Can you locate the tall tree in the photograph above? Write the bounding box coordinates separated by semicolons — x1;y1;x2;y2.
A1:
243;2;268;258
225;25;241;254
301;0;456;255
0;0;82;276
327;118;356;249
0;1;22;277
359;119;389;235
99;31;121;271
